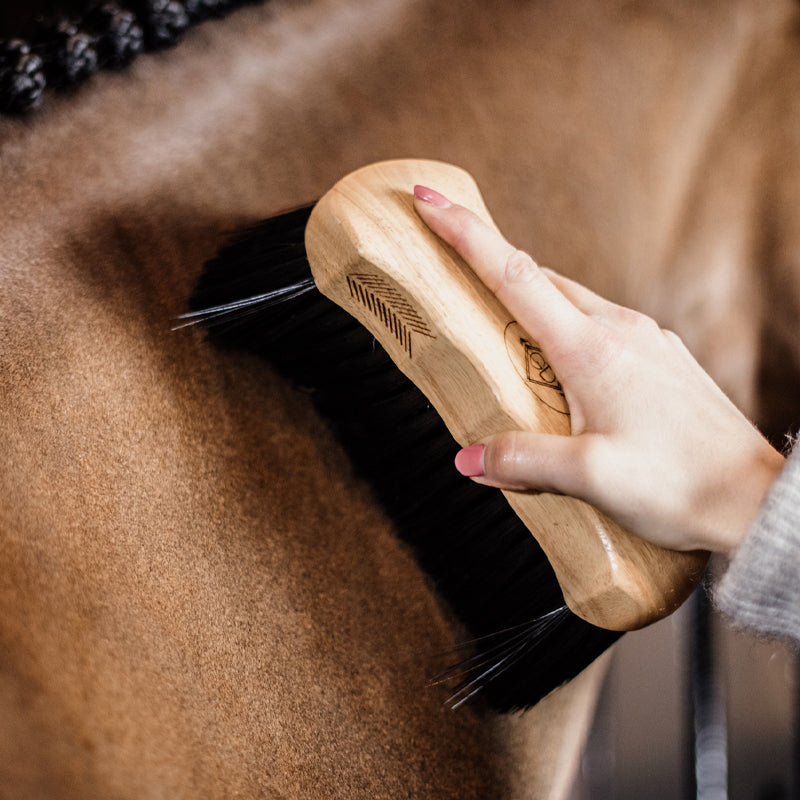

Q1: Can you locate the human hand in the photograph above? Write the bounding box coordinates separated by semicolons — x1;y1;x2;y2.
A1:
413;185;785;556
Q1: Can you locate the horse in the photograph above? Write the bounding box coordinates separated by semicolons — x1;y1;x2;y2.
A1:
1;0;798;797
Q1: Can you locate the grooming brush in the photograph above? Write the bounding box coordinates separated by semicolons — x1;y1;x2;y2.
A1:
182;159;708;711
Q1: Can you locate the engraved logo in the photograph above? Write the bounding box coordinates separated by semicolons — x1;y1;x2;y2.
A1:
346;274;434;358
503;321;569;415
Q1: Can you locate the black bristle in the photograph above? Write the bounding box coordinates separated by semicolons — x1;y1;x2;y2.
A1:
186;207;622;712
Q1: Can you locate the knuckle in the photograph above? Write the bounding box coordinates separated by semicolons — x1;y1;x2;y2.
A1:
637;313;662;334
502;249;538;286
662;328;683;345
485;431;524;479
448;210;481;253
613;305;658;331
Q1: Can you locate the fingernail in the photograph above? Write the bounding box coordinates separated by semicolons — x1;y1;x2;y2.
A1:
414;185;452;208
455;445;485;477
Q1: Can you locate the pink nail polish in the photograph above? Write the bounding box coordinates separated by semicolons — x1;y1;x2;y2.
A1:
413;185;452;208
454;445;485;477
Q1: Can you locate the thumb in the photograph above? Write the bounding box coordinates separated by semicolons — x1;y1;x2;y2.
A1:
454;430;590;497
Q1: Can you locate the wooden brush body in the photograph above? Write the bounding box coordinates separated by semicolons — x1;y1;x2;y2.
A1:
306;159;708;631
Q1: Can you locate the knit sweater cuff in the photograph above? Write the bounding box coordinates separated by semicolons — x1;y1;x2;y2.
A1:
713;446;800;644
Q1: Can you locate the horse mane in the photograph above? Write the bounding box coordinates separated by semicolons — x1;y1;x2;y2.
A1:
0;0;257;113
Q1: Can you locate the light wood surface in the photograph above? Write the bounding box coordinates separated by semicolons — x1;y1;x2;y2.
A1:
307;159;708;631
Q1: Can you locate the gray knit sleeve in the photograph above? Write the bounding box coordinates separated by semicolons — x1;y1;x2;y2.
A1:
713;446;800;645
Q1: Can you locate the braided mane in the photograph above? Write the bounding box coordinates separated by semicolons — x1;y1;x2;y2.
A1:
0;0;262;113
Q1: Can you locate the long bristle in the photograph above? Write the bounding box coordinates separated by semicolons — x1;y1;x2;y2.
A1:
184;207;622;712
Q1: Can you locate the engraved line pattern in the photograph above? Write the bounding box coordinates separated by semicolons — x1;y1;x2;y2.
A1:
347;274;434;358
522;340;564;394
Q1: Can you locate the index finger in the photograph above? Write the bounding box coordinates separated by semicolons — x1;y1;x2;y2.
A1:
412;185;590;358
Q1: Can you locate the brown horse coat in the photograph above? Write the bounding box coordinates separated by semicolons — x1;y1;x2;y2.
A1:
1;0;798;797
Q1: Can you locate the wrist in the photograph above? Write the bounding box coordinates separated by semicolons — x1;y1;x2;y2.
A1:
711;446;785;556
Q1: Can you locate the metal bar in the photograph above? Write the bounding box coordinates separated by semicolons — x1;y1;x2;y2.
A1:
686;587;728;800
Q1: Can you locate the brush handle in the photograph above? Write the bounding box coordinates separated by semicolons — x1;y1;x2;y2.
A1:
305;159;708;631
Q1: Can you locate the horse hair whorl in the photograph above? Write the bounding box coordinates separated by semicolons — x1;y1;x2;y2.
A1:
0;0;261;114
